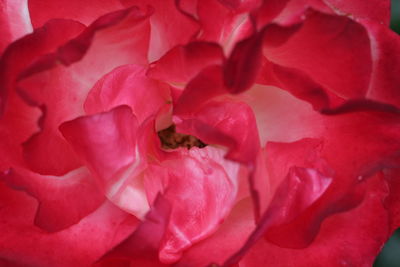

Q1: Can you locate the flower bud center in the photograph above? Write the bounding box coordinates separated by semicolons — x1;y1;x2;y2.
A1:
158;125;207;149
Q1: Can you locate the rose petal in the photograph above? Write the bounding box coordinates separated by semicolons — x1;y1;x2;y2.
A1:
0;19;85;115
175;100;260;164
60;106;149;218
17;7;151;175
147;42;224;85
28;0;124;28
120;0;199;61
1;167;104;232
99;194;171;266
175;199;255;267
238;174;389;267
324;0;391;25
265;11;372;99
145;146;240;263
0;181;138;267
85;64;171;124
364;21;400;108
0;0;32;54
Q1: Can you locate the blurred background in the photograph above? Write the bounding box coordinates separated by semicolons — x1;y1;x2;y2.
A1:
373;1;399;266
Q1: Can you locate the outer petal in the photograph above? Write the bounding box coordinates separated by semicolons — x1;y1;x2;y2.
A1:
0;19;85;116
1;167;104;232
0;181;138;267
17;7;151;175
323;0;391;25
28;0;124;28
0;0;32;54
365;21;400;108
239;174;389;267
264;11;372;99
99;194;171;267
60;106;149;218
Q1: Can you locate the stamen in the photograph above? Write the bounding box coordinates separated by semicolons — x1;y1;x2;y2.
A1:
158;125;207;149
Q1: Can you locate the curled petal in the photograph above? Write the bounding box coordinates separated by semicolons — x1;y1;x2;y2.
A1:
28;0;124;28
85;64;171;124
1;167;104;232
60;106;149;218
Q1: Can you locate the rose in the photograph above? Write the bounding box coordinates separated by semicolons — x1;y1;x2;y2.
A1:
1;0;400;266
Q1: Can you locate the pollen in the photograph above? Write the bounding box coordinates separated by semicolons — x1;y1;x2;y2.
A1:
158;125;207;149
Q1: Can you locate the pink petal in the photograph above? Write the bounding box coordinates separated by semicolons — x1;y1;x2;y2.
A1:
17;7;151;175
238;174;389;267
0;19;85;115
175;100;260;164
28;0;124;28
60;106;149;218
265;11;372;99
145;146;240;263
0;0;32;54
175;199;255;267
324;0;391;25
85;64;171;124
364;21;400;108
1;167;104;232
0;181;138;267
120;0;199;61
147;42;224;85
196;0;254;48
99;194;171;266
224;29;265;93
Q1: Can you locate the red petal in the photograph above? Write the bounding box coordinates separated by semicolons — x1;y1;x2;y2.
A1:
364;21;400;108
239;175;389;267
176;199;255;267
147;42;224;85
100;194;171;265
324;0;391;25
145;146;240;263
60;106;149;218
17;7;151;175
0;19;85;115
85;64;171;124
224;29;264;93
28;0;124;28
175;100;260;164
0;181;138;266
0;0;32;54
265;11;372;99
1;167;104;232
197;0;254;49
120;0;199;61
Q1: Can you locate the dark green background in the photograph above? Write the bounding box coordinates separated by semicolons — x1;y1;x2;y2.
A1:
373;1;399;266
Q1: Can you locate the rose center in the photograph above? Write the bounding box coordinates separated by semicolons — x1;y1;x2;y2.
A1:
158;125;207;149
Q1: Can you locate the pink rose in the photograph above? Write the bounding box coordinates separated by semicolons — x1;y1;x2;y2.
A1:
1;0;400;266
